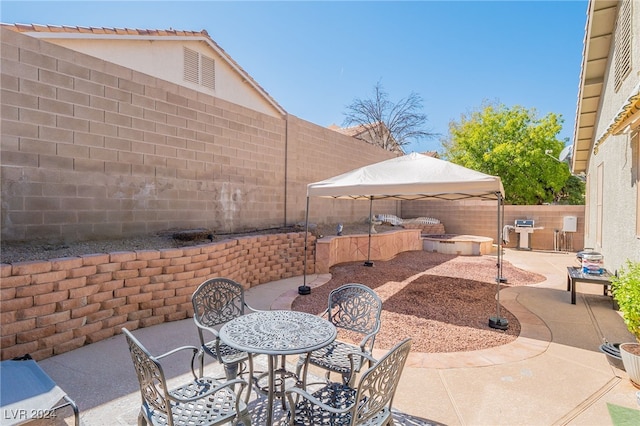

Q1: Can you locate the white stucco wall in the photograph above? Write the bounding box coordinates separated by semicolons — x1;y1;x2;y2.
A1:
47;38;282;117
585;132;640;270
583;5;640;271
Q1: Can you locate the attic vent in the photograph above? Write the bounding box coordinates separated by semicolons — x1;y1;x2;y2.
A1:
614;0;632;92
183;47;216;90
183;47;199;84
201;55;215;90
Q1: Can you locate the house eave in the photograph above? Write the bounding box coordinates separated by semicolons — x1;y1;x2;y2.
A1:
571;0;618;174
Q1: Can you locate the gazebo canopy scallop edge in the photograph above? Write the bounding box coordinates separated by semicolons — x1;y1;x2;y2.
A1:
306;152;504;201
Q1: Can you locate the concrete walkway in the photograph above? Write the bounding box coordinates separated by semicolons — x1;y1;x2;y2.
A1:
28;249;640;425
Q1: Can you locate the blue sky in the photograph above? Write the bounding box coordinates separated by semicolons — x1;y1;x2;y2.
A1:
1;1;588;153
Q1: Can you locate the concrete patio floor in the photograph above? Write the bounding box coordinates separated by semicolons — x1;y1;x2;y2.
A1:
21;249;640;425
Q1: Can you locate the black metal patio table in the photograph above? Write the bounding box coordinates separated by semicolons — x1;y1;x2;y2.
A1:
219;309;336;425
566;266;613;305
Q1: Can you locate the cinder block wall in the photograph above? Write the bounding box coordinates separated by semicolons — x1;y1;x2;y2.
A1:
0;232;313;361
1;28;398;243
401;200;585;251
284;116;400;225
1;28;287;241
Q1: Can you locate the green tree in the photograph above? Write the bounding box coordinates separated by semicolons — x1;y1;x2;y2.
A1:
442;102;579;205
556;175;586;205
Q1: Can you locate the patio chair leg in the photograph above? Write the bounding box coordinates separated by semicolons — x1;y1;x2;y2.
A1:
233;410;252;426
300;356;310;389
342;372;351;385
244;356;254;404
295;358;304;380
225;362;239;381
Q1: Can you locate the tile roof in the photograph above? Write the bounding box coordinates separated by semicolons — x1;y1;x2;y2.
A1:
6;23;208;37
593;83;640;154
421;151;440;158
328;124;370;137
328;123;405;154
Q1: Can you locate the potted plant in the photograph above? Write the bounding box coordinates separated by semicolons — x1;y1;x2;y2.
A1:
611;259;640;387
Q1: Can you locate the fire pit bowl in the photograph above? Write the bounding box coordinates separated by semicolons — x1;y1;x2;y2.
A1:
422;234;493;256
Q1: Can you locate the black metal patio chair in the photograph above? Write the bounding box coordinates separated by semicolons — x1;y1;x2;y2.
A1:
122;327;251;426
286;338;412;426
296;283;383;387
192;277;258;382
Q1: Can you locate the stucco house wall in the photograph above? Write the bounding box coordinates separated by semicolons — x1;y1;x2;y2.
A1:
584;132;639;270
20;27;284;118
575;1;640;271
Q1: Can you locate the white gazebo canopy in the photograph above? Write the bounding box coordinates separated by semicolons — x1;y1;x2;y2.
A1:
307;152;504;201
301;152;508;329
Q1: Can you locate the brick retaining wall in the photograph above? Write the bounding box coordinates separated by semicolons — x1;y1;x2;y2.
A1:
314;229;422;273
0;232;313;361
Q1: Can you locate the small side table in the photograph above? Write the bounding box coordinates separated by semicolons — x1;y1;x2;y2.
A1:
566;266;613;305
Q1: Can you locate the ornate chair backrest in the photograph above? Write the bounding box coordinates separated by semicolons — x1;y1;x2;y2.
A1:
351;338;412;426
122;328;173;426
327;283;382;337
192;278;246;328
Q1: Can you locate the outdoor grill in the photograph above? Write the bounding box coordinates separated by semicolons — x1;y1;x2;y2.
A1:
514;219;536;250
515;219;534;228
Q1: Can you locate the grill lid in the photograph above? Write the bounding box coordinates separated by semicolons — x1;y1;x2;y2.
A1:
515;219;534;227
